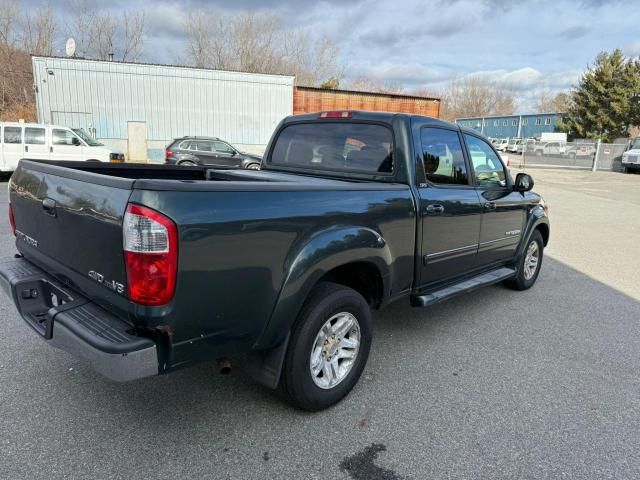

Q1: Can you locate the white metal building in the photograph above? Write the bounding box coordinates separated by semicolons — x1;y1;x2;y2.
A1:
32;56;295;160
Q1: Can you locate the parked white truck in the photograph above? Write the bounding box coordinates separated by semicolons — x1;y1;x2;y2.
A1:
622;137;640;173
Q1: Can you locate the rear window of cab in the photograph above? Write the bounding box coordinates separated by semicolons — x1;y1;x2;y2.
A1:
269;123;394;174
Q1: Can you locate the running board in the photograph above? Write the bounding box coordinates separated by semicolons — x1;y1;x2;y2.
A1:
410;267;516;307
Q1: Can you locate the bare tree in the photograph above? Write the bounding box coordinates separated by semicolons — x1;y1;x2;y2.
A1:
65;0;98;58
349;76;405;94
439;76;516;121
120;11;145;61
66;0;145;61
535;89;571;113
0;0;36;118
182;10;343;86
20;2;56;56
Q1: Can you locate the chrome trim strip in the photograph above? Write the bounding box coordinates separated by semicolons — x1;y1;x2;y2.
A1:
426;244;478;259
479;236;520;247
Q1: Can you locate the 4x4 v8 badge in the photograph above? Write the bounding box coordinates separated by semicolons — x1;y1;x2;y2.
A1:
88;271;125;295
15;230;38;248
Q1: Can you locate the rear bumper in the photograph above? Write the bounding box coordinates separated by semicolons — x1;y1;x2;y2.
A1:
0;256;158;382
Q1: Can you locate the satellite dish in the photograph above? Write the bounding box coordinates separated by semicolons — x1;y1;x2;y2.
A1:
65;38;76;57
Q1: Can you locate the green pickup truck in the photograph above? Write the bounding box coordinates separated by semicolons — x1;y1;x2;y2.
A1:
1;111;549;410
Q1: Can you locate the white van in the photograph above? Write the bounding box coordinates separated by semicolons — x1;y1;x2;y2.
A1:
0;122;124;173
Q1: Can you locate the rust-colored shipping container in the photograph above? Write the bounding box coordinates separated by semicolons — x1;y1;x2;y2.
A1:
294;86;440;118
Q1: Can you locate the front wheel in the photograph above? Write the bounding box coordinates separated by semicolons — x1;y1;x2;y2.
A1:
246;163;261;170
279;282;372;411
504;230;544;291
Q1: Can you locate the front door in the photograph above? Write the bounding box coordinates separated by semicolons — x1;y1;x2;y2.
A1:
213;140;239;167
416;125;483;286
23;127;49;160
463;133;527;267
2;126;24;171
50;128;85;161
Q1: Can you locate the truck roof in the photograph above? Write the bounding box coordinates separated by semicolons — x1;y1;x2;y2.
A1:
286;111;457;129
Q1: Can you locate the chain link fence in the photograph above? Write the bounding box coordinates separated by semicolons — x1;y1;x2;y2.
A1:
516;141;629;172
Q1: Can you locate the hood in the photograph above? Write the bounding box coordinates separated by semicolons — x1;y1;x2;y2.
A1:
624;148;640;155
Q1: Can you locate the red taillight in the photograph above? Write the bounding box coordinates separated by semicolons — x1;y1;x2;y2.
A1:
165;150;173;162
123;204;178;306
318;111;352;119
8;203;16;236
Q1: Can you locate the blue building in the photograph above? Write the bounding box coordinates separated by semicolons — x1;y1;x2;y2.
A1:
455;113;565;139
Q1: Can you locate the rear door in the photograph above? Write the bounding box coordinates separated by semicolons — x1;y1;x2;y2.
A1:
414;123;483;286
463;133;526;268
2;126;23;171
191;140;220;165
49;128;85;162
24;127;49;160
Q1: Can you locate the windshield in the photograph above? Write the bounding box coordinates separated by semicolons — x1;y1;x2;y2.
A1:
632;139;640;150
72;128;103;146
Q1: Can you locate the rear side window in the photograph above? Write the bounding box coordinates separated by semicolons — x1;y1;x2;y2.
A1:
25;127;45;145
420;127;469;185
4;127;22;144
270;123;393;174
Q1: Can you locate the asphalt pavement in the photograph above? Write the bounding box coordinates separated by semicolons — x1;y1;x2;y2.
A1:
1;168;639;479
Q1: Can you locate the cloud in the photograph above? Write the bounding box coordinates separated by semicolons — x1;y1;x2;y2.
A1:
625;41;640;57
559;26;590;40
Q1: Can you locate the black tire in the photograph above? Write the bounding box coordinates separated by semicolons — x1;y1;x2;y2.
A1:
279;282;372;411
504;230;544;291
86;159;100;163
179;160;197;166
246;163;260;170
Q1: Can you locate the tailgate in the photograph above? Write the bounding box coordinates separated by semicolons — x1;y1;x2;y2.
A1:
9;161;134;308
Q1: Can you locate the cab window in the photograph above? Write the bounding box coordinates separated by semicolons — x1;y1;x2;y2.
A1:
420;127;469;185
464;134;507;187
52;129;80;146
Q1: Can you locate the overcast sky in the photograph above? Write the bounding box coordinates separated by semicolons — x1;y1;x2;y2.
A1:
48;0;640;112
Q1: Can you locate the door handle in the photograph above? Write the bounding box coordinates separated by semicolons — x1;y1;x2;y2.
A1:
484;202;497;211
425;204;445;215
42;198;57;216
25;145;28;153
50;146;53;153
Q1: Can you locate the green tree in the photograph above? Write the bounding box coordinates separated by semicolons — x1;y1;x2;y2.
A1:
558;49;640;141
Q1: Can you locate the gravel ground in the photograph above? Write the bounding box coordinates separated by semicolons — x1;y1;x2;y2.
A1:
0;168;639;479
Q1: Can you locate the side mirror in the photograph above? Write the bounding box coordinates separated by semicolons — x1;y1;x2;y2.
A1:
230;150;237;156
72;137;81;146
514;173;534;192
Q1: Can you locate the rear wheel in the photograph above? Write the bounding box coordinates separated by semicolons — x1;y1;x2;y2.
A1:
279;282;372;411
179;160;197;166
504;230;544;291
246;163;260;170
